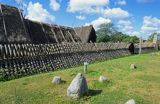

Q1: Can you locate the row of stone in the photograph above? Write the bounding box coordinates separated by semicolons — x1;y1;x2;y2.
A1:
52;73;135;104
52;73;108;98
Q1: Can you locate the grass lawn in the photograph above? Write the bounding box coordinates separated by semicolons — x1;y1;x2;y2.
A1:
0;52;160;104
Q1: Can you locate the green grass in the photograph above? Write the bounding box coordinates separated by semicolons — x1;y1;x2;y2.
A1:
0;52;160;104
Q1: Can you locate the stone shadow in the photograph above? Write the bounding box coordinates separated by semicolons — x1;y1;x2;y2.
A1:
88;89;102;96
61;80;67;84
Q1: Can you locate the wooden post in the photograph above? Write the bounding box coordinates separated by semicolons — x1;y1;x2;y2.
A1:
139;37;142;54
153;35;159;51
155;43;159;51
84;62;88;73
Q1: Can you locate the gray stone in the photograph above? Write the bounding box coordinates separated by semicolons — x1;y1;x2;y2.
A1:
99;75;107;82
130;64;136;69
125;99;136;104
67;73;88;98
52;76;61;84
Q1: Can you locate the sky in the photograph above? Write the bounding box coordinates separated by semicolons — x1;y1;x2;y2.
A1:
0;0;160;39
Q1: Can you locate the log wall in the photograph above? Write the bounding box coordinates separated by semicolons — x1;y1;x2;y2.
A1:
0;42;155;80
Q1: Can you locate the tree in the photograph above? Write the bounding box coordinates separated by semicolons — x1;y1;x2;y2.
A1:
110;32;124;42
148;32;158;41
123;36;139;43
96;23;139;43
130;36;139;43
97;35;110;43
97;23;116;35
96;23;116;43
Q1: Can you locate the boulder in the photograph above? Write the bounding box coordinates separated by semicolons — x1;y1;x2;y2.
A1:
130;64;136;69
67;73;88;98
99;75;107;82
125;99;136;104
52;76;61;84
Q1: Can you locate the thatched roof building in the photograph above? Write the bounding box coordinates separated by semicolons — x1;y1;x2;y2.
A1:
0;4;30;43
0;4;96;44
74;25;96;43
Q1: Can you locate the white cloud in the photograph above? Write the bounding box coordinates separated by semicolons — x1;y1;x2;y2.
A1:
124;16;160;38
85;17;111;30
118;20;132;30
117;20;134;34
118;20;132;26
67;0;130;20
141;16;160;34
26;2;55;23
115;0;126;5
50;0;60;11
117;16;160;38
117;19;141;36
76;15;86;20
67;0;109;13
103;8;130;19
131;31;140;36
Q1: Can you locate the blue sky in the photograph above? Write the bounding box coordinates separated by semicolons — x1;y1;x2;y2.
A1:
0;0;160;39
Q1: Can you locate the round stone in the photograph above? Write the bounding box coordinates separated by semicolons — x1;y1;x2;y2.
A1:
130;64;136;69
125;99;136;104
52;76;61;84
99;75;107;82
67;73;88;99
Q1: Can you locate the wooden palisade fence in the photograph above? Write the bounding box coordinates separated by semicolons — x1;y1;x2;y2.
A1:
0;42;155;80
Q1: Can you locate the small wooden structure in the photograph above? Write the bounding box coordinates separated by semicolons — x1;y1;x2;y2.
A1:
74;25;96;43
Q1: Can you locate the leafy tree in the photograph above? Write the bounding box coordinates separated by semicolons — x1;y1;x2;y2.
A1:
123;35;139;43
110;32;125;42
96;23;116;43
97;35;110;43
96;23;139;43
148;32;158;41
130;36;139;43
96;23;116;36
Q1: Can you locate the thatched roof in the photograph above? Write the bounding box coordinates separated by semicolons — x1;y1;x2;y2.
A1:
0;4;31;43
74;25;96;43
0;4;97;44
25;19;82;43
